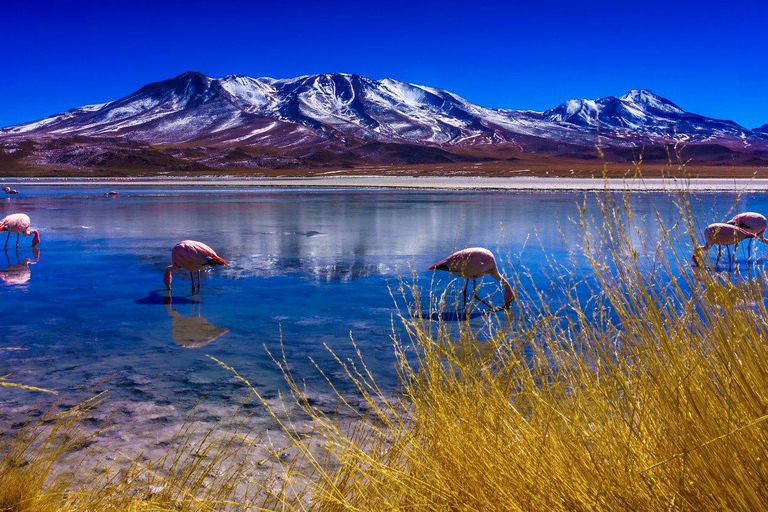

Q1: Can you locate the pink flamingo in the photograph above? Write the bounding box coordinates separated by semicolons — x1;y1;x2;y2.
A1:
164;240;228;295
726;212;767;259
8;189;18;195
106;191;119;197
693;223;763;267
427;247;515;310
1;187;10;194
0;213;41;249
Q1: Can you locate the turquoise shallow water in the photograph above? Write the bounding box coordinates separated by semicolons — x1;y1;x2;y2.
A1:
1;186;766;438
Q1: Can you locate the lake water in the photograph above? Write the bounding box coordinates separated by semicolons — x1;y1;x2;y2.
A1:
1;185;766;459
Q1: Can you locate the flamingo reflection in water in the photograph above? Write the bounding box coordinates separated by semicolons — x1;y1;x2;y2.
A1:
164;293;229;348
0;246;40;285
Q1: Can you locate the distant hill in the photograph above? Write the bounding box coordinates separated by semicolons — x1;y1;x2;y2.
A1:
2;72;767;174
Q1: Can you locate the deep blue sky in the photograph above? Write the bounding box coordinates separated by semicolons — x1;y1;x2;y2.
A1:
2;0;767;128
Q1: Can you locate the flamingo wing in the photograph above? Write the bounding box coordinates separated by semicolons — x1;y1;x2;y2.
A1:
172;240;228;270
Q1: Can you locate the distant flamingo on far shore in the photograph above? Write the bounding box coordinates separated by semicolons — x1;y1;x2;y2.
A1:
427;247;515;310
164;240;228;295
0;213;41;249
727;212;767;259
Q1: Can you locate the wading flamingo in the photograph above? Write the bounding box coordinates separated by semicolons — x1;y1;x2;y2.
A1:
0;213;41;249
1;187;10;193
427;247;515;310
693;223;763;267
164;240;228;295
727;212;767;259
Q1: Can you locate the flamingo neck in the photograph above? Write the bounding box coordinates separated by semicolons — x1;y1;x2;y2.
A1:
500;276;515;307
490;268;515;307
30;230;40;246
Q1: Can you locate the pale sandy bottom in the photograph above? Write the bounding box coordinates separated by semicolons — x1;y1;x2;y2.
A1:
2;175;768;191
0;388;365;504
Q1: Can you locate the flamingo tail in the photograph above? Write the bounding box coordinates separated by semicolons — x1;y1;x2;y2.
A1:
427;261;450;271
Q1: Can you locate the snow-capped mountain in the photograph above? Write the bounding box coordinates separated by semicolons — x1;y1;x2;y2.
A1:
0;72;549;146
1;72;766;172
542;89;749;141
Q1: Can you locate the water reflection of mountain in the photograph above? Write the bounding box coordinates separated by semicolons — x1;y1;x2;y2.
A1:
22;189;704;282
0;247;40;285
228;256;392;282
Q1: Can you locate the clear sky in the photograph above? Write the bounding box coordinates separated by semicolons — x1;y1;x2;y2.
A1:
2;0;767;128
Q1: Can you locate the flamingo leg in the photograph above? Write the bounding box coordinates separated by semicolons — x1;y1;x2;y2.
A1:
462;279;469;309
716;246;722;267
190;271;195;295
197;270;202;293
15;233;19;247
748;238;753;260
727;245;732;267
3;232;8;249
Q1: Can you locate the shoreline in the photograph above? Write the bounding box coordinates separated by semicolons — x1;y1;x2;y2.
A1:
0;175;767;191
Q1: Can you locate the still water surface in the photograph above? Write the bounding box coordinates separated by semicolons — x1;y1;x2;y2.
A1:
0;186;765;440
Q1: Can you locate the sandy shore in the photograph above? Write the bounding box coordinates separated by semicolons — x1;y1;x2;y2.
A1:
1;175;768;191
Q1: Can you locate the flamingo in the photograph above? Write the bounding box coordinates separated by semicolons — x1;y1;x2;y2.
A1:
0;213;41;249
164;240;228;295
427;247;515;310
693;223;763;267
8;189;18;195
726;212;767;259
1;187;10;193
106;191;119;197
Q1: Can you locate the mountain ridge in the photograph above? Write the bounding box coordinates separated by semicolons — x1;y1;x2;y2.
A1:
2;71;767;173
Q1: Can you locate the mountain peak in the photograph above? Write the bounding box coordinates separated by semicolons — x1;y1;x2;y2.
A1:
136;71;213;96
619;89;683;113
174;71;209;80
621;88;658;101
